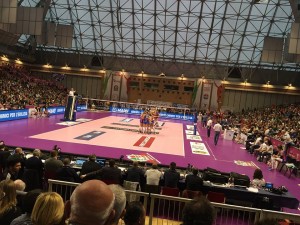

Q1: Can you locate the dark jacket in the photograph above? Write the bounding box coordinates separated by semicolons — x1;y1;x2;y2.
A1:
57;166;81;183
185;174;203;191
126;167;145;183
164;169;180;188
80;161;102;181
0;206;22;225
99;166;122;184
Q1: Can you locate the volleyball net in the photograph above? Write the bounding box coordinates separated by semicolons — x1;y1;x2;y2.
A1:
82;98;195;121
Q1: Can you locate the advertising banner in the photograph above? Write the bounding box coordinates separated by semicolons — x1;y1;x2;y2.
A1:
200;83;212;110
111;74;122;101
0;109;29;122
0;105;87;122
110;106;195;121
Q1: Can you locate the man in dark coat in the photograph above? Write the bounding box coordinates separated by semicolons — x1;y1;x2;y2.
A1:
163;162;180;188
79;154;102;181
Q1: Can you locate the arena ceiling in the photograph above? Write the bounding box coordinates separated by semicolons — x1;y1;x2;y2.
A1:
15;0;300;76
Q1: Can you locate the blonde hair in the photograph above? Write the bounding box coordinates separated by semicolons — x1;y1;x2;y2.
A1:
31;192;65;225
0;180;17;216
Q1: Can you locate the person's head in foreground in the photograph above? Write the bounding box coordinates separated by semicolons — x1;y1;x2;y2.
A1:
182;196;215;225
123;201;146;225
108;184;126;225
0;179;17;216
66;180;115;225
31;192;64;225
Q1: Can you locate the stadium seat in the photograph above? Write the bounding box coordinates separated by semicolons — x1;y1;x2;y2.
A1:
207;191;226;203
144;184;160;194
161;187;180;197
182;189;202;199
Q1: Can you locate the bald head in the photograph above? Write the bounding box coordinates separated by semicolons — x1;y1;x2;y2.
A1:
69;180;115;225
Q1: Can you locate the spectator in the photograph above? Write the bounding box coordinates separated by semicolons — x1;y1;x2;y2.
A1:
163;162;180;188
145;163;162;186
23;149;43;190
56;158;81;183
44;150;63;173
126;161;145;185
0;145;10;175
10;189;42;225
99;159;122;184
79;154;102;180
0;180;22;225
108;184;126;225
31;192;65;225
182;196;215;225
81;159;122;184
25;149;43;172
7;147;26;178
123;201;146;225
2;158;22;181
65;180;115;225
268;145;284;170
185;168;203;191
251;169;265;188
14;179;26;192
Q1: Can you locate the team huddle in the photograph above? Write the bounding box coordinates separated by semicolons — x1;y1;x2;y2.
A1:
139;108;160;134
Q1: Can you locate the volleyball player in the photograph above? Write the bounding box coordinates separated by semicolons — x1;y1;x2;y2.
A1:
143;111;150;134
149;114;156;134
139;112;145;133
153;108;160;127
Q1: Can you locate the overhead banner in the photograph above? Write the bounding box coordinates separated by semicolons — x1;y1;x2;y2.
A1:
111;73;122;101
120;72;130;102
102;71;129;102
192;79;202;109
200;82;212;110
211;80;225;110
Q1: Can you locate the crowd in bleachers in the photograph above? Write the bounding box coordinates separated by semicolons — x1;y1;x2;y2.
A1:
233;104;300;148
0;64;66;110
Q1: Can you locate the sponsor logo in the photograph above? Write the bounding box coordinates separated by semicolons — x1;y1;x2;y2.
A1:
127;153;160;163
133;136;155;148
75;131;105;140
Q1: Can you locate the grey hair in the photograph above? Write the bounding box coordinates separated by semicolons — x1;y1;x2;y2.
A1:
108;184;126;224
70;188;115;225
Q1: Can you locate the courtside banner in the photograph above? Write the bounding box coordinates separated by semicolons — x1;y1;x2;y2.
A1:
190;142;210;155
77;105;88;111
47;106;65;115
110;106;195;121
47;104;87;115
0;109;29;122
134;136;155;148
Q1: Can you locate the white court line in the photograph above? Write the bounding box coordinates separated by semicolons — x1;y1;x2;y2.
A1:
205;141;217;160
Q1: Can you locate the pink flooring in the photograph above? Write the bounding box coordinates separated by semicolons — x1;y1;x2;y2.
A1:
0;111;299;213
31;116;184;156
